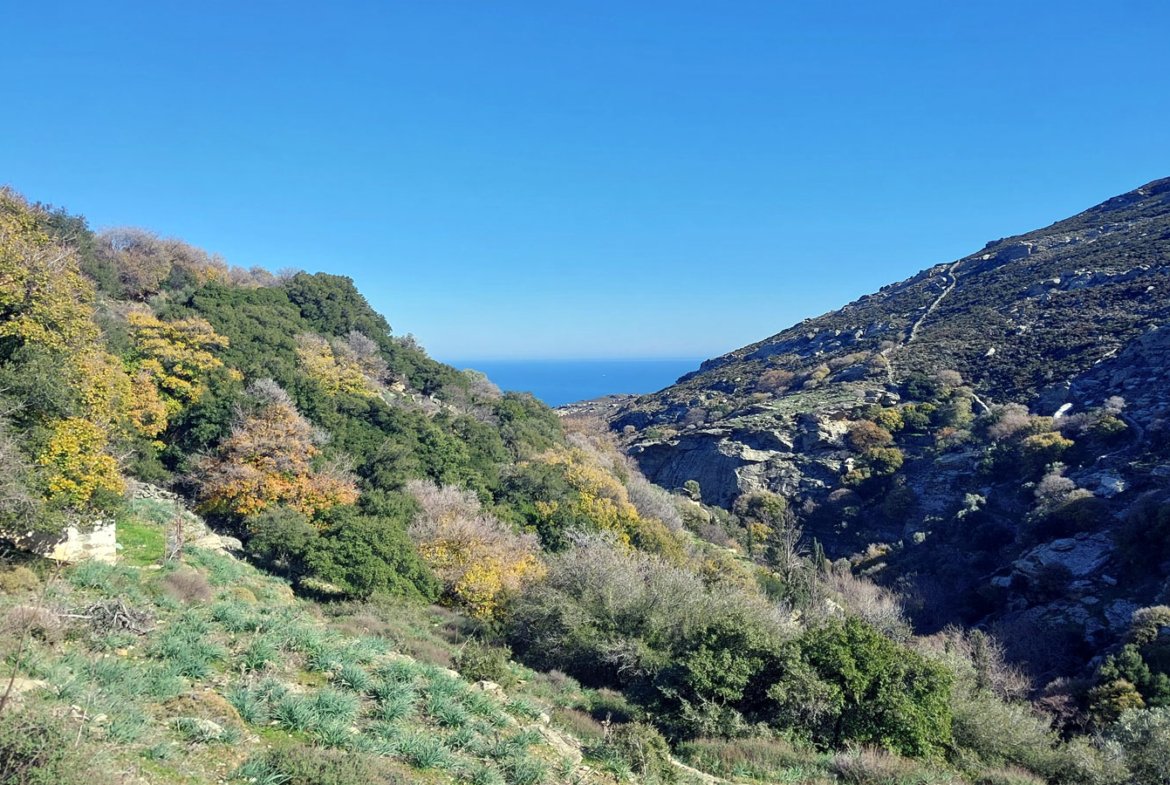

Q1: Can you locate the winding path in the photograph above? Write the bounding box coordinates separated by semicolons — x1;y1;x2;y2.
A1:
907;261;962;344
879;261;969;390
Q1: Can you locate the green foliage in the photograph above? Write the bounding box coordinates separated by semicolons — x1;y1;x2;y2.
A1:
1018;431;1074;477
159;282;306;384
455;640;517;689
1106;708;1170;785
304;504;440;600
796;617;953;757
285;271;460;396
0;709;99;785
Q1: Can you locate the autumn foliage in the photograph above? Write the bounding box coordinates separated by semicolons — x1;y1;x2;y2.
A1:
406;479;544;619
196;381;358;520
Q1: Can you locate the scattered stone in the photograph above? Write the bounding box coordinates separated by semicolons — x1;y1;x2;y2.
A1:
472;680;505;697
536;724;582;766
1106;600;1141;631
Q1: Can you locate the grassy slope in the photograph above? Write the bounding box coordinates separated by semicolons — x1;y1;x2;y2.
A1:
0;501;723;785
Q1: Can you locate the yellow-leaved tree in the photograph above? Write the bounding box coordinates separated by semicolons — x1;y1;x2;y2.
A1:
196;380;358;520
406;479;544;619
531;446;642;544
126;309;232;434
0;191;139;513
295;333;378;396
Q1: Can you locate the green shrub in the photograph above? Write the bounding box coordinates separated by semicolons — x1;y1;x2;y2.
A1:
1128;606;1170;646
601;722;676;783
334;661;372;692
397;731;453;770
1105;707;1170;785
312;720;353;750
0;566;39;594
304;507;440;601
426;694;470;728
795;617;953;757
212;601;262;633
1018;432;1074;477
246;505;320;575
455;640;517;689
273;694;320;732
0;710;102;785
228;685;269;725
240;636;279;672
312;688;360;723
461;761;506;785
1088;679;1145;726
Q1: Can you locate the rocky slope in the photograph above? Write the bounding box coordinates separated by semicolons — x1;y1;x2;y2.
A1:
601;177;1170;673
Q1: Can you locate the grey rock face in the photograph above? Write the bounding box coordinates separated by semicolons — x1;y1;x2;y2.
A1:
1012;533;1114;579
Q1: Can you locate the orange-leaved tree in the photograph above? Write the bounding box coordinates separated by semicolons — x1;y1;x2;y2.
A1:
196;380;358;520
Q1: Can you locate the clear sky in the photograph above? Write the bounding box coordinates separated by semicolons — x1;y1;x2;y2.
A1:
1;1;1167;361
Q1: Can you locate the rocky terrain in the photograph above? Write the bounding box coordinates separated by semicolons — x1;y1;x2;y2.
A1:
599;177;1170;673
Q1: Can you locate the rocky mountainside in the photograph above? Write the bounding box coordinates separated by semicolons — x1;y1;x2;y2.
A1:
603;177;1170;673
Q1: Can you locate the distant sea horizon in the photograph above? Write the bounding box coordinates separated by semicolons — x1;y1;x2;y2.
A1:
440;358;706;407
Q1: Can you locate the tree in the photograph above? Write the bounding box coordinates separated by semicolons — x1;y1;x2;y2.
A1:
196;381;358;520
1019;432;1074;476
847;420;893;451
407;479;544;618
126;310;231;433
0;192;136;517
97;228;227;299
305;505;440;600
295;333;376;397
796;616;953;756
37;418;124;508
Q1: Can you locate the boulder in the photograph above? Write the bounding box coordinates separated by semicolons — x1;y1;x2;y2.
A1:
1;520;116;564
1012;533;1113;579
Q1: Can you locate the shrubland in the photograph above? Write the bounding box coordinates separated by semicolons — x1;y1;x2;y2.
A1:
0;186;1168;784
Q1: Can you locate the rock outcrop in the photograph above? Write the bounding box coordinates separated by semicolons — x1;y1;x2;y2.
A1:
2;520;117;564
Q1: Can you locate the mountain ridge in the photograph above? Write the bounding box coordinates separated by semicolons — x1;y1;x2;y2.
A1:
597;176;1170;681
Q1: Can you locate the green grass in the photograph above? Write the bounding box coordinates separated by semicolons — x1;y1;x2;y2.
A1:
116;516;166;566
1;515;579;785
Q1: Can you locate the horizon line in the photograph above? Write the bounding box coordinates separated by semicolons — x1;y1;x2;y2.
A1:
436;355;711;365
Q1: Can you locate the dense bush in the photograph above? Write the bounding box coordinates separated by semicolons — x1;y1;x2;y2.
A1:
454;640;517;688
305;504;440;600
508;534;953;754
796;616;953;757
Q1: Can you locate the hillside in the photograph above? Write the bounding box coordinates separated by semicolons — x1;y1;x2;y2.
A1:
4;184;1170;785
605;177;1170;678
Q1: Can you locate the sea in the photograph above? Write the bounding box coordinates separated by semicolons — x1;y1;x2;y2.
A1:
441;358;705;407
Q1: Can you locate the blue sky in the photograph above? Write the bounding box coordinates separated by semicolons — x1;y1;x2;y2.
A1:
1;1;1167;360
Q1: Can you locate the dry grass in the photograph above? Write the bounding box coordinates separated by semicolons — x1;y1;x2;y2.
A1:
552;707;606;743
678;736;818;780
830;747;963;784
4;605;62;643
0;567;39;595
162;569;213;604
